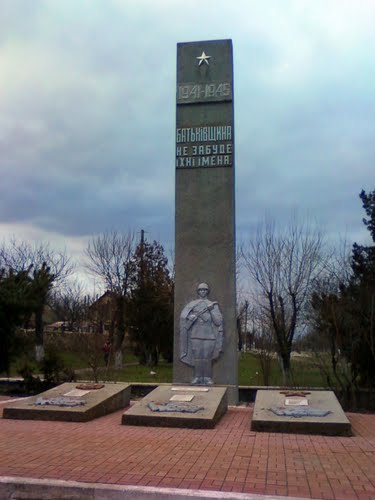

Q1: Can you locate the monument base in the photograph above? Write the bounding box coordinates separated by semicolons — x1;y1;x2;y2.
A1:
251;390;351;436
3;382;131;422
122;384;227;428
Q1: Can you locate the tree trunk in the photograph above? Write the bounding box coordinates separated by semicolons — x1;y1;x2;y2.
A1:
113;295;126;369
35;307;44;361
259;351;272;386
114;349;122;369
279;351;291;386
35;344;45;362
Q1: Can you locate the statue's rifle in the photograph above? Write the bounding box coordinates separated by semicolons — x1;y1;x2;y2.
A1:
188;301;218;327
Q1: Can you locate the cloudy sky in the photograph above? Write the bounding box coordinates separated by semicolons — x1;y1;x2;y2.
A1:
1;0;374;281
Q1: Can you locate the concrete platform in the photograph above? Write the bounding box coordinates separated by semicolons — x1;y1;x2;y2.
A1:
122;385;227;428
2;382;130;422
251;389;351;436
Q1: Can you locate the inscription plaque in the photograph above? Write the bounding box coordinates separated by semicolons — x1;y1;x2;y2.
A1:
64;389;91;397
171;386;209;392
285;398;309;406
176;125;233;168
169;395;194;402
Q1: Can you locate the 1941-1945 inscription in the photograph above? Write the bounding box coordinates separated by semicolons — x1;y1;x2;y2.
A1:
177;82;232;103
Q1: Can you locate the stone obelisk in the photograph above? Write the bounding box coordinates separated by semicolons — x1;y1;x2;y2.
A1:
173;39;238;404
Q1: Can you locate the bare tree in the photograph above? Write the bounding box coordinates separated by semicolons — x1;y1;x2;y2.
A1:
0;238;71;282
242;215;326;384
72;330;105;383
0;238;72;361
85;230;135;368
254;314;275;387
50;280;87;331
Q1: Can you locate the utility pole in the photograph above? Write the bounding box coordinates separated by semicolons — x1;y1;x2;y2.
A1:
140;229;145;288
244;300;249;351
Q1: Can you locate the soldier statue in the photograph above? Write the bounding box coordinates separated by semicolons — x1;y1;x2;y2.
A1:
180;283;224;385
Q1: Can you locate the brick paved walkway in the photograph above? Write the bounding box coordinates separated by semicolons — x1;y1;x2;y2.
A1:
0;399;375;499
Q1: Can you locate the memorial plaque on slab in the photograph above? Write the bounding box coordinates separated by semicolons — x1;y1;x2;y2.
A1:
285;397;308;406
171;386;209;392
169;395;195;402
64;389;91;397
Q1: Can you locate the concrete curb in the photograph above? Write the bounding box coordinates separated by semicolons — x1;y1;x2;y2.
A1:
0;476;313;500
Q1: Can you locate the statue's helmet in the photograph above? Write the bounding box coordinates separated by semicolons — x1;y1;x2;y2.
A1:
197;282;209;291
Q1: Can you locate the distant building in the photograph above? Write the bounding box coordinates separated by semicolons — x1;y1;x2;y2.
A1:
87;291;116;334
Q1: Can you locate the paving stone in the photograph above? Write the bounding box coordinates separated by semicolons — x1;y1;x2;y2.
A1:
0;401;374;499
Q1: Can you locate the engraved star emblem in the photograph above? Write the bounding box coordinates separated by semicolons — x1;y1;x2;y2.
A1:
196;51;211;66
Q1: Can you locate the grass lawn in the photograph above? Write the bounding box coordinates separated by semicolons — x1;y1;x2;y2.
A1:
76;352;330;388
238;352;331;387
96;362;173;384
6;349;330;389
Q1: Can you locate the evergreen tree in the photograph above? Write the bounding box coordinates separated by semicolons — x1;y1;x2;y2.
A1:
0;268;34;374
31;262;55;361
0;239;71;360
311;189;375;388
348;189;375;385
352;189;375;285
127;237;174;365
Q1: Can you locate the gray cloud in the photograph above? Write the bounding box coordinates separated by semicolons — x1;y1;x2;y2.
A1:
0;0;374;256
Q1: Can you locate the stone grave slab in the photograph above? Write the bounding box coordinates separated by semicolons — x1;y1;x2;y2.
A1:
122;384;227;428
251;390;351;436
3;382;131;422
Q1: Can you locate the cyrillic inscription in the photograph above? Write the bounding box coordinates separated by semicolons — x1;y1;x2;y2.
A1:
176;156;231;168
176;126;232;143
176;125;233;168
177;82;232;104
177;144;232;156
